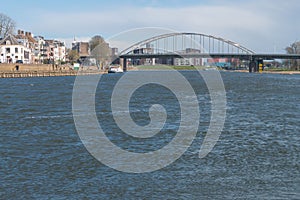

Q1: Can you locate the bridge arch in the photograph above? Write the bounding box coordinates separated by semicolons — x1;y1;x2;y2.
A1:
120;32;255;55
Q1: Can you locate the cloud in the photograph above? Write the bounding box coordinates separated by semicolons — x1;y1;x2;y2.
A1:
28;0;300;53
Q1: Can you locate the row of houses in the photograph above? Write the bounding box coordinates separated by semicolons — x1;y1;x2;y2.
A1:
0;30;66;64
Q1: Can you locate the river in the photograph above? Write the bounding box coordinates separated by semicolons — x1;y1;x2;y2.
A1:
1;71;299;199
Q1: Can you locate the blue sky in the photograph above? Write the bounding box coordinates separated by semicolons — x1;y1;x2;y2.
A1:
2;0;300;52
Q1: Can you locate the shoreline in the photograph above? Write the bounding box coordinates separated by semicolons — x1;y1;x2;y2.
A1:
0;70;106;78
230;69;300;75
0;68;299;78
0;63;105;78
133;65;300;75
263;71;300;75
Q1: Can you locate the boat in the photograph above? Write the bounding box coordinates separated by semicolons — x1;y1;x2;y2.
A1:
108;66;123;73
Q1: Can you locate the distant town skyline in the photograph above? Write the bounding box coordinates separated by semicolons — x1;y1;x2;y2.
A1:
3;0;300;53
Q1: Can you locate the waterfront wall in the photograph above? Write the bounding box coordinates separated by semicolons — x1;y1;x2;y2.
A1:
0;70;106;78
0;63;107;78
0;63;71;72
0;71;76;78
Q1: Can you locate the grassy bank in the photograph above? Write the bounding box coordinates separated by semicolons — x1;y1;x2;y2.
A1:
134;65;215;70
264;68;300;72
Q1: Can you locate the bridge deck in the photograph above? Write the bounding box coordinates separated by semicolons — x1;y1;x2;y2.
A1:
120;53;300;60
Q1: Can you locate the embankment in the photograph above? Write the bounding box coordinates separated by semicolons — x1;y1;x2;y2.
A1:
0;64;104;78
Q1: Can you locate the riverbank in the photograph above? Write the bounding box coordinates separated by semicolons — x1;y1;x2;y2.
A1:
231;69;300;75
134;65;208;70
1;64;299;78
0;70;106;78
134;65;300;75
263;70;300;75
0;63;107;78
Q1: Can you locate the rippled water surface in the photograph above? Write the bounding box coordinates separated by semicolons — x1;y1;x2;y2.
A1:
1;72;299;199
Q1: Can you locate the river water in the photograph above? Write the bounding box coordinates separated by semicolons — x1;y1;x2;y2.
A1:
1;71;299;199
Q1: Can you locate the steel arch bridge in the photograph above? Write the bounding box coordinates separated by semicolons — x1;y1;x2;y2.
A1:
118;32;300;72
120;32;255;55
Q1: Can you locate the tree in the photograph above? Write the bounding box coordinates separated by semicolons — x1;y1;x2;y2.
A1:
285;41;300;70
0;13;16;38
67;49;80;64
89;35;111;69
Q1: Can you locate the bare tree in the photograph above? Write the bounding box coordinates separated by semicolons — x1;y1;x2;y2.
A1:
285;41;300;70
89;35;111;69
67;49;80;64
0;13;16;38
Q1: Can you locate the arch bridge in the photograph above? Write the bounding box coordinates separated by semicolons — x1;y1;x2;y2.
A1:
118;32;300;72
120;32;254;55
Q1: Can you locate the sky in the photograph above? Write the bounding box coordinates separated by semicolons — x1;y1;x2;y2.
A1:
2;0;300;53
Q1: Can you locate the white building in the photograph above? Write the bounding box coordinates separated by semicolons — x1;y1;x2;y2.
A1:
53;40;66;62
0;34;31;63
34;36;47;63
15;30;37;63
45;39;66;63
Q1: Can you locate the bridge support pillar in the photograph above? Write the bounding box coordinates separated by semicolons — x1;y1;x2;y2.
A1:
123;58;127;72
249;60;255;73
249;59;263;73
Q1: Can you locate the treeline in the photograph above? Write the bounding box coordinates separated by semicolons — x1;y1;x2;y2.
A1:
285;41;300;70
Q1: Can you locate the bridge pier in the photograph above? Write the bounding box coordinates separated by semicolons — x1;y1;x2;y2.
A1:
249;60;255;73
249;58;263;73
122;58;127;72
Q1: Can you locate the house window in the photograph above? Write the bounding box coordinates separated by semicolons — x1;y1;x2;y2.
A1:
6;40;11;45
6;48;10;54
15;48;18;53
21;48;23;54
24;51;29;59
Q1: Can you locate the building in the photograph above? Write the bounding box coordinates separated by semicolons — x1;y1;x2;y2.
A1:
72;39;89;58
0;34;31;63
110;47;119;64
15;30;37;63
33;36;47;63
16;30;66;64
71;39;92;66
206;58;241;69
174;48;203;66
0;29;66;64
131;47;155;65
44;39;66;63
111;47;118;56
